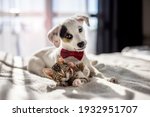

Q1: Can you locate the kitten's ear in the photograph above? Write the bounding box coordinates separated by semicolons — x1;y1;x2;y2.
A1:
47;25;61;47
74;15;90;26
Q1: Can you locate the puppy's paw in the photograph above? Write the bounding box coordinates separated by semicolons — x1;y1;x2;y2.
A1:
34;78;57;92
89;69;99;77
49;83;57;88
72;79;83;87
49;81;57;88
107;77;118;84
43;78;57;88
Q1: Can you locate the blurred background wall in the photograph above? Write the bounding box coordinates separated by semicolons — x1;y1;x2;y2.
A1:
0;0;46;57
0;0;149;57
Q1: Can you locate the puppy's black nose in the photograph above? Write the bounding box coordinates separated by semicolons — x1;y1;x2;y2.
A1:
77;41;85;48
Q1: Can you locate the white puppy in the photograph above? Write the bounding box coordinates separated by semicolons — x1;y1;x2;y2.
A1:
27;15;116;87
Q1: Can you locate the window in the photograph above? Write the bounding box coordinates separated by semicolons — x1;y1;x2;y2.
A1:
0;0;46;57
0;0;99;56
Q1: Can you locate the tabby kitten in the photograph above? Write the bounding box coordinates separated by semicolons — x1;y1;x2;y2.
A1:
42;57;89;86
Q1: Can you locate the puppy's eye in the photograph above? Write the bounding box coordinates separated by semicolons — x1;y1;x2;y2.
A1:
79;26;83;33
65;33;73;39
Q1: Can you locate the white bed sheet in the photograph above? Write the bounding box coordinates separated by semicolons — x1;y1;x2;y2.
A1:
0;49;150;100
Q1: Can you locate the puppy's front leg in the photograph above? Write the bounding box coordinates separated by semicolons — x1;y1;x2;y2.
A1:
83;55;99;76
88;63;104;78
84;56;118;83
89;64;118;83
83;65;91;77
83;55;118;83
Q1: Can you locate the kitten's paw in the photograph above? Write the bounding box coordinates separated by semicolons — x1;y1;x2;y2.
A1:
72;79;83;87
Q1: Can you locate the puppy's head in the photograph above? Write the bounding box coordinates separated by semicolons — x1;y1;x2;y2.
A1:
48;15;90;51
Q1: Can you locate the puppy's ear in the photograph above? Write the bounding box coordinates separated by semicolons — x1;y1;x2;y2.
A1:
75;15;90;26
47;25;60;47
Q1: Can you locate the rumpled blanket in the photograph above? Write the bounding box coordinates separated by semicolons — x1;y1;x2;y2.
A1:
0;47;150;100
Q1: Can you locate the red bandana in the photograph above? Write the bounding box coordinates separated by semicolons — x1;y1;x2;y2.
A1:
60;49;84;61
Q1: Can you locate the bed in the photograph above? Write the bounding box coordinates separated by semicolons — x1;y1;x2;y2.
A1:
0;46;150;100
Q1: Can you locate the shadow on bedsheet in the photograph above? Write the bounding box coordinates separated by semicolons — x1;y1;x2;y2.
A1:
95;64;150;95
0;53;14;99
0;55;36;100
0;68;40;100
0;53;150;100
63;85;134;100
47;80;135;100
46;64;150;100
